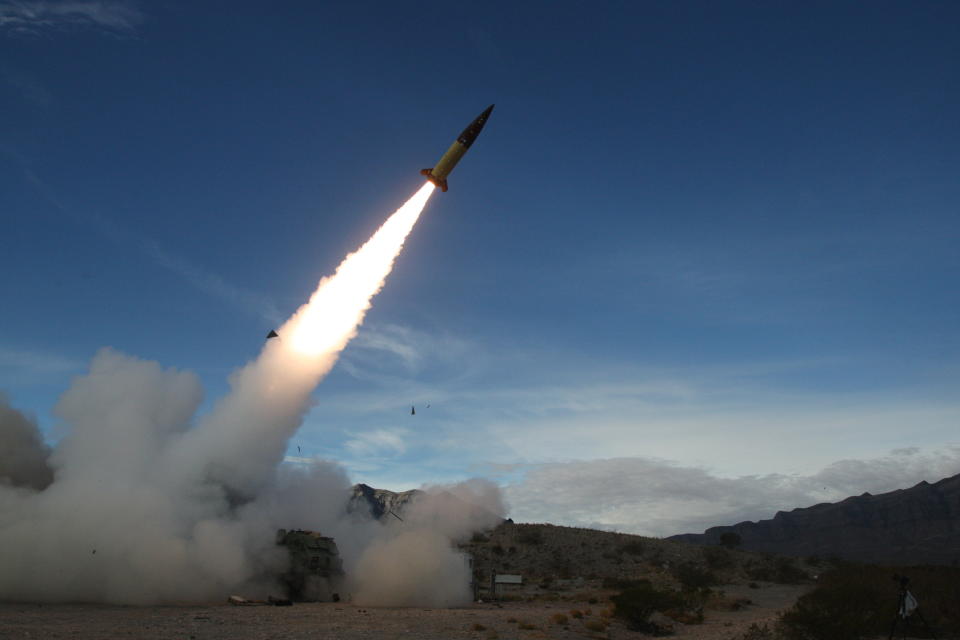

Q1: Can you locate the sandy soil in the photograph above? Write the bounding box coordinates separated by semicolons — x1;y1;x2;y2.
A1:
0;583;809;640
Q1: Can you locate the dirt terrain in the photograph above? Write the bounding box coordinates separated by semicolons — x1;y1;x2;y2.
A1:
0;582;807;640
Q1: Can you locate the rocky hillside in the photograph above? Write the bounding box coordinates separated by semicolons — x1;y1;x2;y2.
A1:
461;521;813;590
348;483;421;519
669;474;960;566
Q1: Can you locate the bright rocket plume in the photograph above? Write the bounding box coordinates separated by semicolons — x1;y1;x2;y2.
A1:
172;181;436;499
0;181;508;606
287;182;435;358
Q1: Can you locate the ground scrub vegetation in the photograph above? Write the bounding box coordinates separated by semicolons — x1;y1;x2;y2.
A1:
745;555;808;584
776;563;960;640
610;579;707;634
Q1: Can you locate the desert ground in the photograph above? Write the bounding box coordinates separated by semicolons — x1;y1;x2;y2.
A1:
0;582;806;640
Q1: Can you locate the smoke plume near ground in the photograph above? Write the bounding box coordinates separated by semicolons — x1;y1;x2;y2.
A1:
0;182;503;605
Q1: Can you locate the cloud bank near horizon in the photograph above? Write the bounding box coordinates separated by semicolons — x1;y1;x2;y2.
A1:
501;447;960;537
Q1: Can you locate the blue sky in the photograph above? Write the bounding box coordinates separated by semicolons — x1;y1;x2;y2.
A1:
2;1;958;535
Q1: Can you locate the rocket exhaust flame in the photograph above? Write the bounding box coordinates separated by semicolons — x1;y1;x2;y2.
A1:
286;182;435;358
0;180;505;606
172;182;436;499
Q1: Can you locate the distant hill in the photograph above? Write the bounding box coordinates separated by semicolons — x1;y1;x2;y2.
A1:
348;483;422;520
347;485;815;588
347;483;504;527
669;474;960;566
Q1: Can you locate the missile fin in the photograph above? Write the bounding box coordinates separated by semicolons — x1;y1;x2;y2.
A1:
420;168;448;192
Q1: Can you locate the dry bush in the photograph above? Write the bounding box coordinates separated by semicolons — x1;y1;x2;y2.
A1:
620;540;645;555
611;583;685;632
517;527;544;545
747;556;807;584
735;622;779;639
779;563;960;639
517;621;538;630
550;613;568;625
703;545;735;570
707;592;753;611
674;561;719;589
569;609;584;619
584;619;607;632
471;623;486;631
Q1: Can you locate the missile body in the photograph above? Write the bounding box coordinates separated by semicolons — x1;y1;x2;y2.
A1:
421;104;494;192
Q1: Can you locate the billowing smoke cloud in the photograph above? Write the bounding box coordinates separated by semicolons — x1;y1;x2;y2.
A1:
349;479;505;606
0;394;53;490
0;183;503;605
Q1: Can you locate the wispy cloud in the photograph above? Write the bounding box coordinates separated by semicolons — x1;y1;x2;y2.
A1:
343;428;409;458
143;241;281;325
339;323;478;383
0;346;82;382
0;1;144;35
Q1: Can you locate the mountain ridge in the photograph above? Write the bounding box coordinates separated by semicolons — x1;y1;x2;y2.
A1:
668;473;960;565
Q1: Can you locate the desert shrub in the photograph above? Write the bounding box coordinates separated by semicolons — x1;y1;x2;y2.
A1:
774;558;807;584
708;593;752;611
621;540;645;555
517;621;538;630
736;623;779;639
747;555;806;583
587;596;598;604
506;617;517;623
486;633;499;640
703;545;735;570
806;555;822;567
748;582;760;589
602;576;650;590
778;572;887;639
584;619;607;632
674;562;719;590
517;527;543;545
550;613;568;625
491;544;504;555
471;623;486;631
779;563;960;639
720;531;742;548
611;583;685;632
569;609;583;619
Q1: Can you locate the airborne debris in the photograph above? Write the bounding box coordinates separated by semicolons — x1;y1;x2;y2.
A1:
266;330;279;340
411;406;415;415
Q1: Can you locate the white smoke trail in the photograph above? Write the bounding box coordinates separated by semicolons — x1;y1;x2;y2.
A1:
0;183;506;605
170;182;435;500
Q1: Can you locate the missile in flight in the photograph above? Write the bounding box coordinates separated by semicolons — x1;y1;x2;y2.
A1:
421;104;494;192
